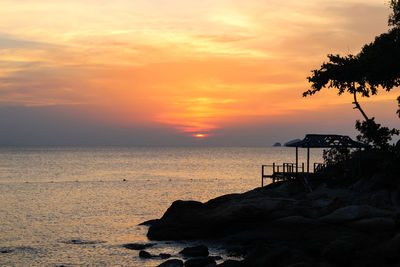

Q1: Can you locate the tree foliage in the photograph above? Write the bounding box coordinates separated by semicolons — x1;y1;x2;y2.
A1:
389;0;400;26
355;118;399;150
397;96;400;118
304;26;400;101
304;1;400;149
304;0;400;104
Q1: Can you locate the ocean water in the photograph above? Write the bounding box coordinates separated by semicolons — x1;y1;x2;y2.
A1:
0;146;323;266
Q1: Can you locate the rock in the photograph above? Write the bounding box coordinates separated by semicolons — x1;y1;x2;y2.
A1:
382;233;400;263
63;239;105;245
160;253;172;259
146;178;400;266
226;247;245;258
271;216;319;228
217;259;243;266
148;200;206;240
184;257;216;267
209;255;222;261
320;205;393;224
322;234;365;265
158;259;184;267
312;198;334;208
139;219;159;226
285;263;310;267
348;217;396;232
139;250;153;258
180;245;209;257
148;193;300;240
0;249;13;253
243;246;291;267
369;190;392;208
123;243;156;250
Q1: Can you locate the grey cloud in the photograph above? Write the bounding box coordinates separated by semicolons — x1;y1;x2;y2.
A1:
0;33;42;49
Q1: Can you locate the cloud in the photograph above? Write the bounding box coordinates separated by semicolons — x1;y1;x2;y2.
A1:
0;0;396;145
0;34;41;49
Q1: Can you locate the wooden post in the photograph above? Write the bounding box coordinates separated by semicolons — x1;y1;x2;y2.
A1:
261;165;263;187
307;146;310;174
272;163;275;183
296;146;299;174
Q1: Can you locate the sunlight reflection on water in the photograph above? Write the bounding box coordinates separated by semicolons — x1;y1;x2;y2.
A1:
0;146;323;266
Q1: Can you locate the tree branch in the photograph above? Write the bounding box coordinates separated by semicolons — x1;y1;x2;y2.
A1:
353;87;369;121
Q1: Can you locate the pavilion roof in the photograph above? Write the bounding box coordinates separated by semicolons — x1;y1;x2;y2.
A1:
286;134;367;148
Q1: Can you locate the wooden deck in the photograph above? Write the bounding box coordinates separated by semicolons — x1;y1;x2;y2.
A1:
261;162;326;188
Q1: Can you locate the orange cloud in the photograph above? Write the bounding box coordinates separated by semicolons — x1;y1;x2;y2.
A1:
0;0;397;139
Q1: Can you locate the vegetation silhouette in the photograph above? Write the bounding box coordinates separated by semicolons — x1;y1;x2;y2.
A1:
304;0;400;150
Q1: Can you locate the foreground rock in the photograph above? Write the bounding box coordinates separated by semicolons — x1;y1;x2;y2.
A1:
145;174;400;266
184;257;216;267
158;259;184;267
139;250;153;258
180;245;209;257
217;260;242;267
122;243;155;250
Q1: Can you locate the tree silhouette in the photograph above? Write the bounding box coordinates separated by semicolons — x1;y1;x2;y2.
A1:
389;0;400;27
304;1;400;149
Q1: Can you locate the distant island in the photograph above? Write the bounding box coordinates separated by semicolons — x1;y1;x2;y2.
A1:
284;139;301;146
272;139;303;147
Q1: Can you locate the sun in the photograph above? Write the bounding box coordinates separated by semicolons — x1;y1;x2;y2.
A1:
192;133;210;139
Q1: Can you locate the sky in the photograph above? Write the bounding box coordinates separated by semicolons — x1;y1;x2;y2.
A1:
0;0;399;146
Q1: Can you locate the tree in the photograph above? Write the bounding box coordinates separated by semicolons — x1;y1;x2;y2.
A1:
304;1;400;149
389;0;400;27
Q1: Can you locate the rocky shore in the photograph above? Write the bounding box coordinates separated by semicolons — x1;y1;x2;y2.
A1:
143;174;400;266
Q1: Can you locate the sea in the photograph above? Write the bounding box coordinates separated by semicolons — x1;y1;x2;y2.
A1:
0;146;323;266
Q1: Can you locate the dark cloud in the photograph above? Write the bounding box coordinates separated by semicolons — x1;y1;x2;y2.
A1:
0;34;41;49
0;105;194;146
1;98;398;146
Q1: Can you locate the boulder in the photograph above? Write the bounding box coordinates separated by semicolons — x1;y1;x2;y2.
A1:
184;257;216;267
243;246;291;267
63;239;105;245
122;243;156;250
320;205;393;224
180;245;209;257
382;233;400;263
322;234;365;265
271;216;319;228
139;219;159;226
217;260;243;266
160;253;172;259
348;217;396;232
285;263;311;267
158;259;184;267
139;250;153;258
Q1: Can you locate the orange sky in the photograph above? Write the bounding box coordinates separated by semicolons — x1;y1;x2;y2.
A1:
0;0;398;143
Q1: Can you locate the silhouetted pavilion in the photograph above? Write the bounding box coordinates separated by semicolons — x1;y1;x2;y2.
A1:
261;134;367;190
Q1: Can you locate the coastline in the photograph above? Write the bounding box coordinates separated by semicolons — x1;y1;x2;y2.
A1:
143;175;400;266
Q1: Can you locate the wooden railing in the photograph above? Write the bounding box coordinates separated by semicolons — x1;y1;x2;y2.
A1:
261;162;326;187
